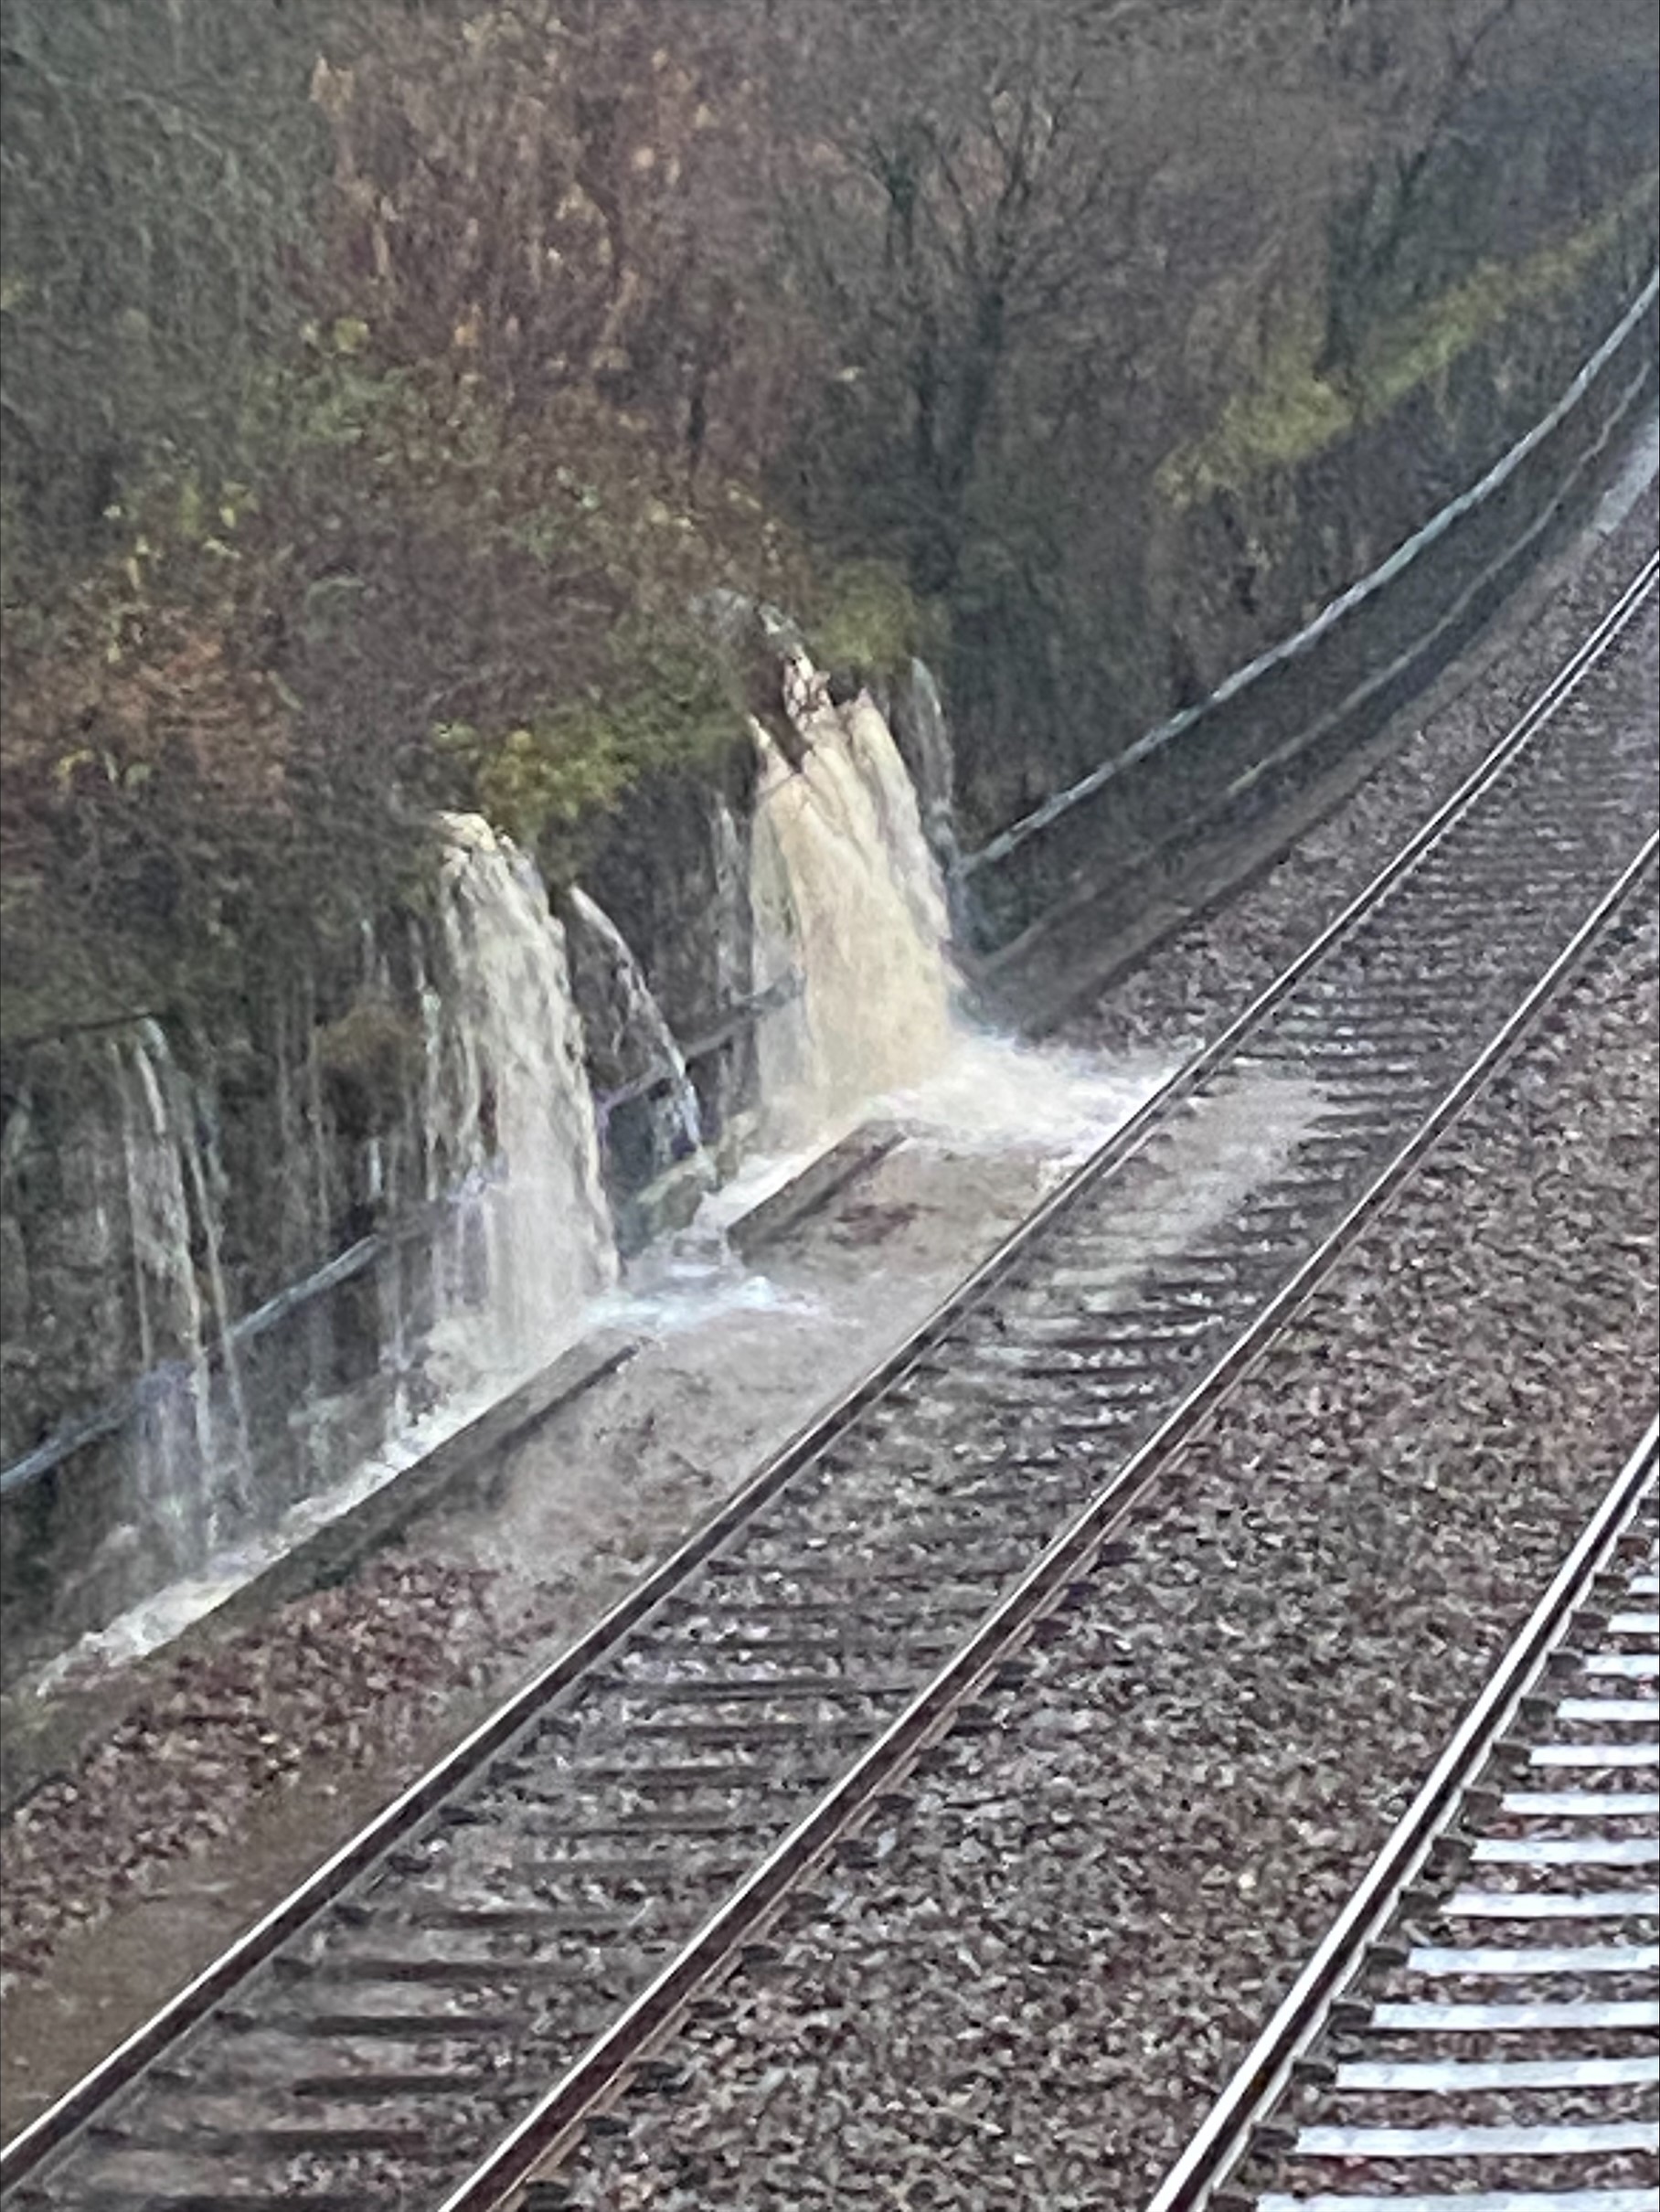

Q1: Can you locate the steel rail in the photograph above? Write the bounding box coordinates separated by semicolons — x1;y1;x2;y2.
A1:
971;370;1655;993
437;838;1660;2210
2;559;1654;2196
1144;1418;1660;2212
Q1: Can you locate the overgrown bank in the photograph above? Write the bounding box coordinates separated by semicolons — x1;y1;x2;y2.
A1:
2;0;1656;1481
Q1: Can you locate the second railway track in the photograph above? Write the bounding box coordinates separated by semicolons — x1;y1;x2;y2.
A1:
1149;1420;1658;2212
3;555;1656;2211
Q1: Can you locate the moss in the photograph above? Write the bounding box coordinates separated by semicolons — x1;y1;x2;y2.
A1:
1158;179;1658;510
434;618;744;885
1162;312;1353;512
2;310;835;1052
1361;181;1654;413
808;558;945;682
314;1003;421;1140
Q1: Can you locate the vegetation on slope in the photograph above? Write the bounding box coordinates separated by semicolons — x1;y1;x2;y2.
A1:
1;0;1655;1047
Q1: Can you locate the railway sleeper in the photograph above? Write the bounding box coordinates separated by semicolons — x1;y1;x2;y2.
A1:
25;2185;366;2212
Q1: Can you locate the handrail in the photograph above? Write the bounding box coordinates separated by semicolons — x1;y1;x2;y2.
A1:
959;266;1660;881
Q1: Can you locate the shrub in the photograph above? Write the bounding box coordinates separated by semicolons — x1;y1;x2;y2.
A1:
809;559;945;684
314;1003;421;1142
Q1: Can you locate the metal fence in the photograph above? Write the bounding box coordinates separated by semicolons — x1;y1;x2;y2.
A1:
956;271;1660;971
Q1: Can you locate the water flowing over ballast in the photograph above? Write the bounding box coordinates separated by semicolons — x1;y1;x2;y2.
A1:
750;664;959;1149
6;687;963;1675
420;814;618;1393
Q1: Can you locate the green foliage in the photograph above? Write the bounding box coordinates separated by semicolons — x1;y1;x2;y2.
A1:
1157;182;1658;510
433;621;741;880
1358;177;1656;413
1;247;825;1065
434;718;630;856
809;559;944;682
245;330;423;472
5;0;1653;1074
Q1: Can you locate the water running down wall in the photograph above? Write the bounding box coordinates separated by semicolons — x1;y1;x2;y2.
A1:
751;669;958;1151
2;815;619;1675
565;885;710;1198
1;684;963;1678
422;816;618;1394
112;1021;252;1566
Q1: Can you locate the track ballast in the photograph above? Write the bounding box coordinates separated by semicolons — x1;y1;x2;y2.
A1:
1150;1424;1658;2212
2;562;1655;2212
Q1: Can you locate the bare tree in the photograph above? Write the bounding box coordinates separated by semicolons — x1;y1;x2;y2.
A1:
0;0;329;574
760;3;1156;592
1317;0;1532;381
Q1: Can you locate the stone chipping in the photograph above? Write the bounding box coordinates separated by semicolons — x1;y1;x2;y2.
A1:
0;456;1653;2161
0;1557;506;1984
560;900;1659;2210
1064;491;1658;1058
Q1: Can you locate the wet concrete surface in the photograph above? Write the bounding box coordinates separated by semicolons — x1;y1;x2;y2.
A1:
410;1059;1322;1615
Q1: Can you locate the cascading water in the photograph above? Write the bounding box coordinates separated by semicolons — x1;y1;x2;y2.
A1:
420;814;617;1391
750;665;958;1149
5;641;1176;1690
111;1021;250;1569
890;657;966;934
565;888;708;1175
712;800;749;1018
4;817;622;1684
741;662;1165;1178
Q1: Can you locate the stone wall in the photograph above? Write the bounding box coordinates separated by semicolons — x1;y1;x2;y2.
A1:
957;263;1659;977
3;163;1656;1676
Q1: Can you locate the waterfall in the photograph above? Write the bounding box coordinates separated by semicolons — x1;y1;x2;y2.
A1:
566;887;706;1170
890;657;966;933
111;1022;250;1568
3;818;622;1683
712;800;748;1016
5;644;1178;1686
421;814;617;1390
750;669;958;1149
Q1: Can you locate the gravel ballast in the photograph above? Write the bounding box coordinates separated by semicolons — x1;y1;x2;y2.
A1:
1063;464;1658;1059
0;1557;510;1983
559;895;1660;2212
1;431;1652;2147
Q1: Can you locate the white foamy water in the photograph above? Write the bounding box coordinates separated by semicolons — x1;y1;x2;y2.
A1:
878;1030;1171;1168
422;814;618;1390
107;1022;253;1566
727;666;1171;1249
26;708;1167;1692
593;1217;823;1342
695;1027;1171;1266
32;1376;507;1691
751;683;957;1148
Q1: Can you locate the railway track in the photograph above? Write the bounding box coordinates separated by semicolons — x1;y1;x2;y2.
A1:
1148;1419;1659;2212
2;556;1655;2211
